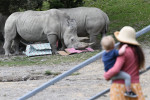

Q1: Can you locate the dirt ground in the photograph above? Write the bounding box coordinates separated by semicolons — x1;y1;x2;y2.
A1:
0;42;149;100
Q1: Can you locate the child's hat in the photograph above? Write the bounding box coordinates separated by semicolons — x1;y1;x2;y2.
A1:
114;26;140;45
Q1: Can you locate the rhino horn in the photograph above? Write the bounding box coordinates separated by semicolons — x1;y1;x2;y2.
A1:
75;42;94;50
79;37;89;42
88;42;94;46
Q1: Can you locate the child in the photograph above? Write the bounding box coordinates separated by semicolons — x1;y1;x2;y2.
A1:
101;35;137;98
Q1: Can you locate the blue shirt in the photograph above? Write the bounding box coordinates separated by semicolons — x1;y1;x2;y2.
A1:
102;49;119;72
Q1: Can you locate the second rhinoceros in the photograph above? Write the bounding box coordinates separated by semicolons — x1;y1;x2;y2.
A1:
3;9;90;55
59;7;110;49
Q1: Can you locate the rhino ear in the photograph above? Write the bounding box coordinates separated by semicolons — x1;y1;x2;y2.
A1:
67;19;77;28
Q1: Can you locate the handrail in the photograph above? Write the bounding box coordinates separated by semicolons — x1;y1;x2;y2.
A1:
18;25;150;100
88;66;150;100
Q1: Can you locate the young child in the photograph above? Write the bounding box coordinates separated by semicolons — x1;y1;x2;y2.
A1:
101;35;137;98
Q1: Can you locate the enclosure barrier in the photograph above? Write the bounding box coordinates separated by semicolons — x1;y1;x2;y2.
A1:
18;25;150;100
89;66;150;100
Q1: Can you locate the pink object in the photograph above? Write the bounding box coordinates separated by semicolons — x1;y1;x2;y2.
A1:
65;48;82;54
65;47;94;54
85;47;94;52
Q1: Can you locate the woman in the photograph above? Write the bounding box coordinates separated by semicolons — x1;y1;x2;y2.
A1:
104;26;145;100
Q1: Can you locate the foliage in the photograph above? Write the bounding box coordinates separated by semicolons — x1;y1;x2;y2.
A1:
0;0;43;15
47;0;84;8
41;1;50;10
0;0;11;15
0;0;84;15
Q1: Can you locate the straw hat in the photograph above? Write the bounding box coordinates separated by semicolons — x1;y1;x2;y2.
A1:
114;26;140;45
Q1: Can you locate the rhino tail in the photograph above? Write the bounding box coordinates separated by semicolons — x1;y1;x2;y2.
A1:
102;12;110;34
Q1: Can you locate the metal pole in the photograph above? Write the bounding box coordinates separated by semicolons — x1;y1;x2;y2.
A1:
88;88;110;100
136;25;150;37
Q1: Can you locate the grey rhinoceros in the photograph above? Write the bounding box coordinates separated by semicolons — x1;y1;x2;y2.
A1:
59;7;110;49
3;9;90;55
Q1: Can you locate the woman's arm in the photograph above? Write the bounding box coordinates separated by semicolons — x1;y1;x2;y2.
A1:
104;55;125;80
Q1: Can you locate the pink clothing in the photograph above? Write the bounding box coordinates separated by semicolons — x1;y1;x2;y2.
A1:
65;48;94;54
104;46;140;83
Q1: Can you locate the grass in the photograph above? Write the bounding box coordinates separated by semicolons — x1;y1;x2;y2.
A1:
0;0;150;66
71;72;80;76
44;70;61;76
0;50;100;67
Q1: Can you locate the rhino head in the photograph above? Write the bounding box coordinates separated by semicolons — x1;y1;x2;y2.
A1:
63;19;91;50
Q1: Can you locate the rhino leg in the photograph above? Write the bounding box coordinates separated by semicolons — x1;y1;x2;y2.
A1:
89;35;100;50
11;36;20;55
3;30;17;56
3;39;12;56
47;34;58;54
101;27;107;38
3;15;17;56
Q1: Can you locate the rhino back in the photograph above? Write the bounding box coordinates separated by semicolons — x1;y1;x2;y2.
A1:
16;9;68;42
60;8;87;36
16;11;49;42
60;7;108;36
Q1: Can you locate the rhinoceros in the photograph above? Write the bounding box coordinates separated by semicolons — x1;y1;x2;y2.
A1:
3;9;90;55
59;7;110;49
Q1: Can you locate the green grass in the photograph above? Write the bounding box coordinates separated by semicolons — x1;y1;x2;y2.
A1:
44;70;61;76
0;51;100;67
1;0;150;66
71;72;80;76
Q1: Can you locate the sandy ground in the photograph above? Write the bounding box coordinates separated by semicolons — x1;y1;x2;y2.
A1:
0;42;149;100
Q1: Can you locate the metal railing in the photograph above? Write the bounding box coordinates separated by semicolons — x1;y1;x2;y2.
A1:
18;25;150;100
